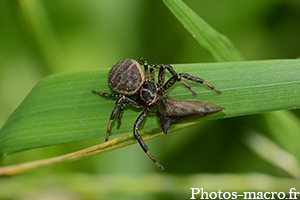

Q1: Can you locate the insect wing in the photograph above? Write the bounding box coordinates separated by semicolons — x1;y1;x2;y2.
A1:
168;98;224;118
157;97;224;135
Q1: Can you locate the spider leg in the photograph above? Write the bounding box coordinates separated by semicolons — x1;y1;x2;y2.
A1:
149;64;156;82
179;73;222;94
106;97;123;141
92;91;122;98
156;75;197;95
108;97;143;140
150;64;165;88
155;64;222;95
152;64;195;94
134;108;164;170
151;64;165;87
157;66;165;87
139;57;149;81
117;102;129;129
92;90;143;141
92;91;123;140
118;101;155;129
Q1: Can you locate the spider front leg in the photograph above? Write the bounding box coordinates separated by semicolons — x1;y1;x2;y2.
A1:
140;57;157;82
139;57;150;81
156;64;222;95
92;90;143;141
150;64;164;87
179;73;222;94
153;63;197;94
133;107;164;170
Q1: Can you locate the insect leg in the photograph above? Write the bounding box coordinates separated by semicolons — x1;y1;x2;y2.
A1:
134;108;164;170
162;92;172;99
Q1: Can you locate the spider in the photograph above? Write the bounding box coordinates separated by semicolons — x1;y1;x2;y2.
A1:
92;57;222;170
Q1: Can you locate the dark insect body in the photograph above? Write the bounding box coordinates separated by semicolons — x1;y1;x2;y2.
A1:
92;57;223;170
156;95;224;135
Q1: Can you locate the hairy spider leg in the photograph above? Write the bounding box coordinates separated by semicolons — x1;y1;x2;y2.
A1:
134;108;164;170
139;57;149;81
140;57;160;83
92;90;143;141
117;102;129;129
106;97;123;141
155;64;222;95
149;64;165;88
149;64;156;82
118;102;156;129
179;73;222;94
157;66;165;88
152;64;196;95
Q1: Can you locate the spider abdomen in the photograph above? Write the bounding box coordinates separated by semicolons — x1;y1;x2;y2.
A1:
108;59;145;95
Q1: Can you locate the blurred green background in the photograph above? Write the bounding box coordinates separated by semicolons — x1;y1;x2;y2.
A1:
1;0;300;199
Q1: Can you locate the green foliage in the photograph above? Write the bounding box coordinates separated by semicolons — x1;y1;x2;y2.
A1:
0;59;299;160
1;0;300;198
163;0;244;62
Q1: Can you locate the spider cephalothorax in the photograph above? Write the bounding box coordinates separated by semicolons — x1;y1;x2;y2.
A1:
93;57;222;170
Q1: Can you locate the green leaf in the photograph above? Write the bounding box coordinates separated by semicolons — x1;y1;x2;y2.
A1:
242;131;300;178
0;59;299;160
263;110;300;163
163;0;244;62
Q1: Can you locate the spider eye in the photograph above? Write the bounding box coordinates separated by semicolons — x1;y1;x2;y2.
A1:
142;90;152;102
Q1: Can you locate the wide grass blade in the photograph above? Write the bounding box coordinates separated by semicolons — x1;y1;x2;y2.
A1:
163;0;244;62
0;59;299;160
